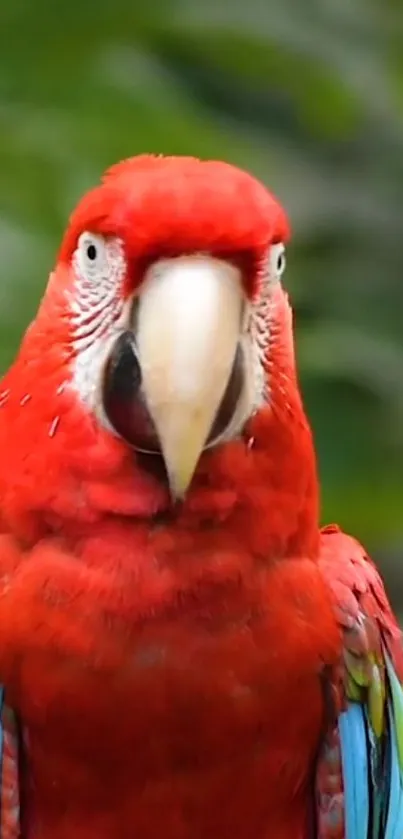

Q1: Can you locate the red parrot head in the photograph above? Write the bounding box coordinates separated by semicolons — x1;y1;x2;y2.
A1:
0;155;317;553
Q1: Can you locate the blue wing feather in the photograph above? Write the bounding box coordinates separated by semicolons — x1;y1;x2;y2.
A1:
318;526;403;839
337;655;403;839
384;701;403;839
339;703;369;839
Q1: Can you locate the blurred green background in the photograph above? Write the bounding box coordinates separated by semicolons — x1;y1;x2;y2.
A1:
1;0;402;600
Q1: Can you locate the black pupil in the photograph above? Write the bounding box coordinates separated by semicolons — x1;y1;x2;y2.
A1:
87;243;97;261
277;254;283;270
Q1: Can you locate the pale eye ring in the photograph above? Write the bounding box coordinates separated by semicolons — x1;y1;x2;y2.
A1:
76;232;108;279
269;242;286;280
276;250;285;273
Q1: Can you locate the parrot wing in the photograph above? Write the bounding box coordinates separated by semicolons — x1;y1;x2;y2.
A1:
0;689;20;837
316;524;403;839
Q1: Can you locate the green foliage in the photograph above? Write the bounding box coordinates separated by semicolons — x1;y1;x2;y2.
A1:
0;0;402;554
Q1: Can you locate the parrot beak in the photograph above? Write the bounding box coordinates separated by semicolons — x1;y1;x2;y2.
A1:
135;255;244;500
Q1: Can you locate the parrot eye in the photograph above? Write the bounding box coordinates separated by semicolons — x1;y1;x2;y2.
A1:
76;232;110;280
268;243;286;281
86;243;97;261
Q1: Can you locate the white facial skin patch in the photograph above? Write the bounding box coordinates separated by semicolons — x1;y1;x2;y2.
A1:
68;234;287;460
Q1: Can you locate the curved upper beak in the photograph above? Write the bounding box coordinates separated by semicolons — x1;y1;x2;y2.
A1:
135;255;244;500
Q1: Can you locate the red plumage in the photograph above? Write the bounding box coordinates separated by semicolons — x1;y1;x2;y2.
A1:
0;155;399;839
